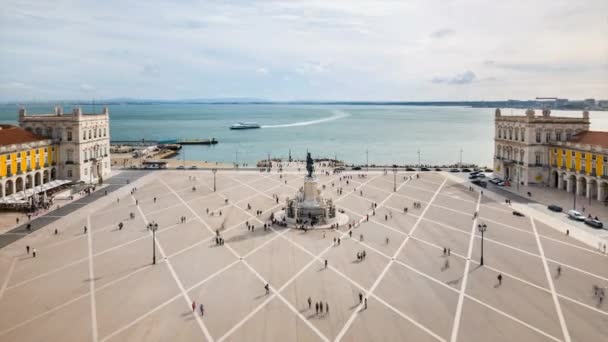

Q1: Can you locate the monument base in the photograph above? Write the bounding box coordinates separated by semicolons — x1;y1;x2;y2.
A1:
273;209;349;229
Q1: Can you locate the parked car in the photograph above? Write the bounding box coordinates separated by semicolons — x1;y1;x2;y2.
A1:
190;165;198;169
435;168;442;171
420;167;431;171
471;179;487;188
352;166;362;170
547;204;563;212
484;168;493;172
406;168;416;171
489;178;501;184
496;181;505;186
449;168;460;172
468;174;479;180
512;211;525;217
462;168;471;172
177;166;185;170
584;218;603;229
567;210;585;221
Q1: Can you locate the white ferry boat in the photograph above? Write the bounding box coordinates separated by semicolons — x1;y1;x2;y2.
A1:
230;122;261;130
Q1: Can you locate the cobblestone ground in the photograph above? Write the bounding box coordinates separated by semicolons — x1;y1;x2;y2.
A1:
0;169;606;342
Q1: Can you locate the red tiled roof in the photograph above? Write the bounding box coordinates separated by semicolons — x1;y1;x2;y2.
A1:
0;125;47;147
569;131;608;149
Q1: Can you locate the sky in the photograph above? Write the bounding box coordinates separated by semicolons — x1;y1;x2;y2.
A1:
0;0;607;101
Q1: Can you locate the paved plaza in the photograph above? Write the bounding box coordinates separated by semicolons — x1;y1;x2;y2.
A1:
0;169;607;342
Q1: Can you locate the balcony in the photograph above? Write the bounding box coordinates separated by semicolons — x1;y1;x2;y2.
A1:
65;161;74;165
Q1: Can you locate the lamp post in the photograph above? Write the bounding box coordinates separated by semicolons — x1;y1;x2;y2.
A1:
366;149;369;173
393;167;397;192
417;149;421;167
459;148;463;166
212;168;217;192
151;222;158;265
478;223;487;266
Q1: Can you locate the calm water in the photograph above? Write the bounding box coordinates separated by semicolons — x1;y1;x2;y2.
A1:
1;104;606;166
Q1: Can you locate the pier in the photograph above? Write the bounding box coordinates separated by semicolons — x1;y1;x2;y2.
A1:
111;138;218;146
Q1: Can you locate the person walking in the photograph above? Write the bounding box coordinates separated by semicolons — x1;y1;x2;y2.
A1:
308;297;312;309
364;298;368;309
265;283;270;295
32;248;37;258
315;302;319;314
325;302;329;314
324;259;328;269
320;302;324;314
199;304;204;316
26;245;30;254
84;226;87;234
192;300;196;312
556;265;562;277
497;273;503;285
359;292;363;304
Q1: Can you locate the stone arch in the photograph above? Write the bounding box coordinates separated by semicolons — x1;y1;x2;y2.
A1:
25;174;33;189
5;180;13;196
35;127;42;136
577;175;587;197
599;181;608;202
34;172;42;186
15;177;24;192
550;170;559;188
43;169;49;183
50;168;57;180
588;178;598;200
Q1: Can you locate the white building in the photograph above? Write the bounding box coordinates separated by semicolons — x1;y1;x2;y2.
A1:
494;108;589;186
18;106;111;183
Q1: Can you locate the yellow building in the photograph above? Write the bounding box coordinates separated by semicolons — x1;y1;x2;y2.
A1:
0;125;58;198
548;131;608;202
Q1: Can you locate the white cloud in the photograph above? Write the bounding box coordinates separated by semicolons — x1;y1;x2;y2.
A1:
0;0;606;100
432;71;477;85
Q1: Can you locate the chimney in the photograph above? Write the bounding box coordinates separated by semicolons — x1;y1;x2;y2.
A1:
54;106;63;116
18;107;27;118
73;107;82;116
542;108;551;117
494;108;501;117
525;109;535;118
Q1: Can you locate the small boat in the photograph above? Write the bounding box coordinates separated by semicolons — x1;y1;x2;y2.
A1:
230;122;261;130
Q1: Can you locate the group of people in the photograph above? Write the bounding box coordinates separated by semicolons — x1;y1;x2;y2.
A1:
356;250;367;261
592;285;605;305
308;297;330;316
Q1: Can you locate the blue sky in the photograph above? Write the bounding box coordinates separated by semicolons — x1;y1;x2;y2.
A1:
0;0;607;101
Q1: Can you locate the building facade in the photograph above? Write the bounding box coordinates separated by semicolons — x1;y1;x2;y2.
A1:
548;132;608;202
18;106;111;184
0;125;58;197
494;108;608;202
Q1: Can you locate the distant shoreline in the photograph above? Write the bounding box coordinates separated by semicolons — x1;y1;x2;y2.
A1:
1;100;605;111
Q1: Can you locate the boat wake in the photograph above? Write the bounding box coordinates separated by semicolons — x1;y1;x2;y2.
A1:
262;110;350;128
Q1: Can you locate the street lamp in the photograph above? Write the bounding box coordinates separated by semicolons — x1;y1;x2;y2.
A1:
393;167;397;192
478;223;487;266
151;222;159;265
366;149;369;173
212;168;217;192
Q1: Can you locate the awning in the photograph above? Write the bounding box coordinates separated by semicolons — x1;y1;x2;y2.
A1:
0;180;72;204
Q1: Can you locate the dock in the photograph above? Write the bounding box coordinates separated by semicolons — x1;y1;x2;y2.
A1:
111;138;218;146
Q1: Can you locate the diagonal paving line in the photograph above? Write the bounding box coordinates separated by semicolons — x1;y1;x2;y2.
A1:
100;259;241;342
272;227;445;342
217;173;388;341
449;192;481;342
86;215;99;342
463;293;562;342
335;175;443;342
0;256;17;301
133;193;214;342
166;176;331;342
530;217;571;342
